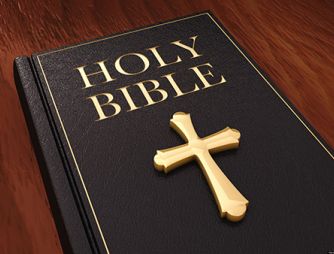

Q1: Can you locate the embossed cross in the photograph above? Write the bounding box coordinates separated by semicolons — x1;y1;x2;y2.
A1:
154;112;248;222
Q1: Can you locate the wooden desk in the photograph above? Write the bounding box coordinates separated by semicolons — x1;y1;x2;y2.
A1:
0;1;333;253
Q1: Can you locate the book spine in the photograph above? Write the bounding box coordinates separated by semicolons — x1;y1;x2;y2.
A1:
14;57;94;254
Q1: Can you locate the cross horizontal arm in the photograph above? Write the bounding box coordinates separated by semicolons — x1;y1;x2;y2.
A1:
203;127;240;153
154;144;194;173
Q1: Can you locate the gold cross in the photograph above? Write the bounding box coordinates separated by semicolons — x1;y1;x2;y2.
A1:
154;112;248;222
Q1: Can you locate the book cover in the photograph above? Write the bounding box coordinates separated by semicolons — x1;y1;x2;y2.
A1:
14;12;334;254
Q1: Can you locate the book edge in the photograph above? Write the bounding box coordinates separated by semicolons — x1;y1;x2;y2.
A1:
15;11;333;253
206;12;334;158
14;56;96;254
33;11;210;57
32;11;334;159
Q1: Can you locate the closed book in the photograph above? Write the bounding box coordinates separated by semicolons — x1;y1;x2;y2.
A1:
14;12;334;254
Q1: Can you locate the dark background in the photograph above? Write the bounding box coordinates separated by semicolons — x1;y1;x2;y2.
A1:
1;1;333;253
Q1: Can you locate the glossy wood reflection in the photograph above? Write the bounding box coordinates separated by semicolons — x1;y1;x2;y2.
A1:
0;1;333;253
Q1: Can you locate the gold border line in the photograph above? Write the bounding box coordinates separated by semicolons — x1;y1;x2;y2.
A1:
37;12;208;57
36;12;209;254
36;11;334;254
36;57;110;253
206;14;334;160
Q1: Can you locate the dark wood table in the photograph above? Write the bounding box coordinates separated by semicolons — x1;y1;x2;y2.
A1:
0;1;333;253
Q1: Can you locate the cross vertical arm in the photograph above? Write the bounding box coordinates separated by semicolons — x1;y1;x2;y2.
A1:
196;150;248;221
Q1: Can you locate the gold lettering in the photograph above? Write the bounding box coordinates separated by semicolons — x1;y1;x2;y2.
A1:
171;36;202;58
87;93;121;121
76;60;115;89
117;85;141;111
115;53;149;75
190;63;226;89
147;46;181;68
135;80;168;106
162;72;199;97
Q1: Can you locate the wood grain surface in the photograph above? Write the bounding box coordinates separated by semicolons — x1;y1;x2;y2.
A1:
0;0;333;253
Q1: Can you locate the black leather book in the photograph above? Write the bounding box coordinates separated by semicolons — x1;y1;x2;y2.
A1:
14;12;334;254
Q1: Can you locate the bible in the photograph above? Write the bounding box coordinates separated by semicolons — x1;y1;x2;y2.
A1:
14;12;334;253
